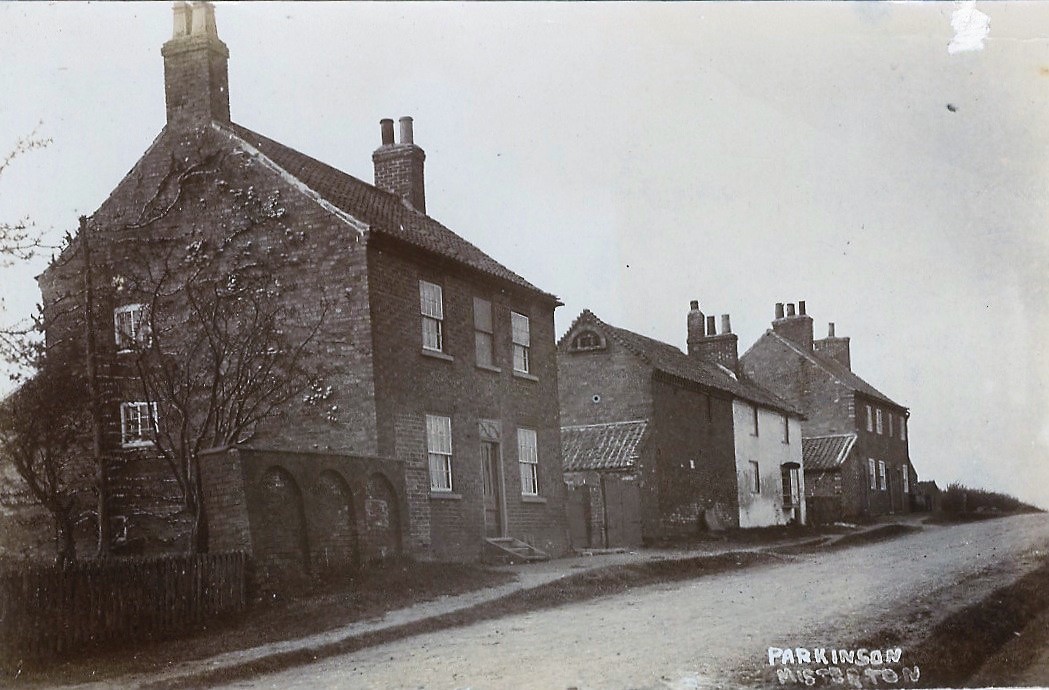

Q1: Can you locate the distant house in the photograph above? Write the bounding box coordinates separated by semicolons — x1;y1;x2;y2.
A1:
914;480;942;513
741;302;917;522
34;3;569;568
557;306;805;548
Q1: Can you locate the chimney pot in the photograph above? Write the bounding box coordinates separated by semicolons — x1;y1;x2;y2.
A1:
380;118;395;146
786;303;796;317
706;315;717;336
799;300;807;316
190;2;216;36
828;322;836;338
722;314;731;334
775;303;785;319
399;116;414;145
690;300;699;311
373;116;426;213
172;2;191;38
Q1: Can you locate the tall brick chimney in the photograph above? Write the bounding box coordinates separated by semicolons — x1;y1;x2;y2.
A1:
373;116;426;213
686;300;739;373
161;2;230;128
814;321;851;370
771;300;814;352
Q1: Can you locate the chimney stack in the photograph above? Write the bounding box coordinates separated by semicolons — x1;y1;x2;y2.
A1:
687;300;706;349
373;115;427;213
161;2;230;127
686;301;739;374
814;321;852;370
771;299;814;352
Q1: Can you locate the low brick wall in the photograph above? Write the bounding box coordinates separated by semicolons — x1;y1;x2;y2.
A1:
200;446;407;589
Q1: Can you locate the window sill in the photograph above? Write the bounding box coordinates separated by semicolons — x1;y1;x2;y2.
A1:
521;494;546;504
421;349;454;363
429;491;462;500
122;441;155;449
512;370;539;382
476;363;502;374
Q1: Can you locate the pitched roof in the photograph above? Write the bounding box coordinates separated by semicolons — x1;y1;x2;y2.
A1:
561;311;803;416
761;330;904;409
222;122;556;301
802;433;858;471
561;420;649;471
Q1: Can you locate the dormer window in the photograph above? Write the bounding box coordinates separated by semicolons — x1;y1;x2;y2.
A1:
569;329;605;352
114;304;149;352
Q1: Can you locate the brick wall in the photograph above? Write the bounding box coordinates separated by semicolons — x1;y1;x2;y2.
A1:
37;125;384;554
649;375;739;534
199;446;406;588
367;237;568;560
558;331;653;425
852;395;912;517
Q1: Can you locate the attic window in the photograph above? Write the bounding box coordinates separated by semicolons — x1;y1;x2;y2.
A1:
570;330;605;352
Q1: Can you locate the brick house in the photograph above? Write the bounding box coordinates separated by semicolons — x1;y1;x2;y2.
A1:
740;302;916;523
34;3;568;567
558;306;805;548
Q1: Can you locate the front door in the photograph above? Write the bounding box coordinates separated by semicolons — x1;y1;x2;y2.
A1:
481;441;502;538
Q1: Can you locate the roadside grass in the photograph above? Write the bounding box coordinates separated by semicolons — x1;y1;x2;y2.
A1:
9;560;512;687
846;555;1049;689
139;550;780;690
908;556;1049;688
770;523;921;556
923;511;1023;526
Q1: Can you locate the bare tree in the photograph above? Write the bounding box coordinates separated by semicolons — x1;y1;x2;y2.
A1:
122;247;327;553
0;129;52;367
0;357;91;565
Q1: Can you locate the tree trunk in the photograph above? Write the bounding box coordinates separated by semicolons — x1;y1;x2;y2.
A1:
55;508;77;568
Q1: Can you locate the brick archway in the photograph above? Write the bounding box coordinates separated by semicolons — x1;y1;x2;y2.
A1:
258;465;310;577
366;473;402;561
313;469;359;572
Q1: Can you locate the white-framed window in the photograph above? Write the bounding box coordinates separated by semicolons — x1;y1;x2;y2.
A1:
902;465;910;494
120;401;158;447
901;417;907;441
879;460;887;490
866;405;873;432
511;311;530;373
750;460;760;493
114;303;148;351
868;458;877;490
782;415;790;443
888;413;894;438
420;281;444;352
474;297;494;367
517;428;539;496
875;408;884;435
426;414;453;492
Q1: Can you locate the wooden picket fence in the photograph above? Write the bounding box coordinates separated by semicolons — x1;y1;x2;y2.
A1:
0;552;247;665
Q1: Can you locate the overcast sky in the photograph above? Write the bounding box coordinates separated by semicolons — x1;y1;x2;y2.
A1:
1;2;1047;508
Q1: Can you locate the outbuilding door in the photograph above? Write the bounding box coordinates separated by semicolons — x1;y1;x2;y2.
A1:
602;475;642;548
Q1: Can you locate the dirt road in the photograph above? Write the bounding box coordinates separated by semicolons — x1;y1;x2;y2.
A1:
228;514;1049;689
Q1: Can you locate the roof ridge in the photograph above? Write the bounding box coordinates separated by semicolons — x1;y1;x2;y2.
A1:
802;432;859;440
223;122;557;300
765;330;902;409
561;310;802;416
561;419;649;431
